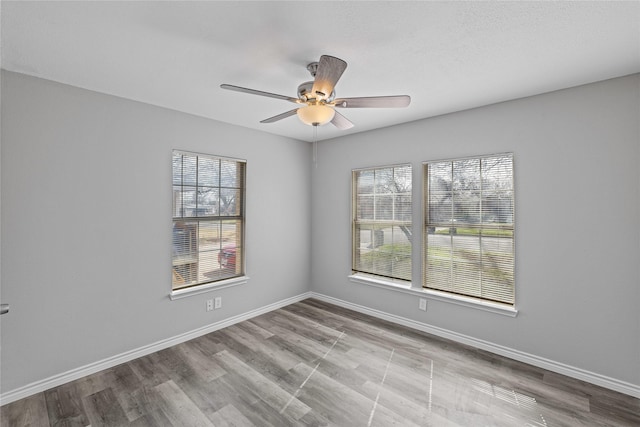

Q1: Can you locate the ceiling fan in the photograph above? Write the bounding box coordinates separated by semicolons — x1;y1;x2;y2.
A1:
221;55;411;130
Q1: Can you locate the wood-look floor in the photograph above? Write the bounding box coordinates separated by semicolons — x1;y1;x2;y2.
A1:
2;299;639;426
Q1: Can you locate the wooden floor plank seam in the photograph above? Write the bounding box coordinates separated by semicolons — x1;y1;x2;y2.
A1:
280;331;345;416
367;347;395;427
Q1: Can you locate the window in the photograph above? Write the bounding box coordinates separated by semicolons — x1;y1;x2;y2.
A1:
352;164;412;282
423;153;514;305
172;151;245;290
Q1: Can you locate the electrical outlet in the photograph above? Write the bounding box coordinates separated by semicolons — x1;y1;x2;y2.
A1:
214;296;222;309
419;298;427;311
206;299;214;312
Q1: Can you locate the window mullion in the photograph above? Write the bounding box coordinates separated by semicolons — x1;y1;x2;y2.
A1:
479;159;483;297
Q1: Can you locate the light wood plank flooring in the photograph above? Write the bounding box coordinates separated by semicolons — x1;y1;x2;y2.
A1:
2;299;639;426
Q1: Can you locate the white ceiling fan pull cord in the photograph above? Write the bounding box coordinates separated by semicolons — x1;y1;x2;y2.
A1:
313;124;318;168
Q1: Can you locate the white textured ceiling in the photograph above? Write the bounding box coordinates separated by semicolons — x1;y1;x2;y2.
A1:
2;1;639;142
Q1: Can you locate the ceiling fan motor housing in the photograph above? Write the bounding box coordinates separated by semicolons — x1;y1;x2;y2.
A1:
297;81;335;103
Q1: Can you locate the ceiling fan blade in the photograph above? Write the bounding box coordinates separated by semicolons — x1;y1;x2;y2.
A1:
260;108;299;123
311;55;347;100
334;95;411;108
330;110;354;130
221;84;300;103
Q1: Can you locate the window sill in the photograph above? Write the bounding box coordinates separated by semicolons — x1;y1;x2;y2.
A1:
170;276;249;300
348;273;413;291
348;274;517;317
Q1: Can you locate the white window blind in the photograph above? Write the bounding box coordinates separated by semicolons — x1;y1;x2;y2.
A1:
423;154;514;305
172;151;245;290
352;164;412;282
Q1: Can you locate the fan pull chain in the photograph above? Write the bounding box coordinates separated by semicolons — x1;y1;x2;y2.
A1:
313;124;318;168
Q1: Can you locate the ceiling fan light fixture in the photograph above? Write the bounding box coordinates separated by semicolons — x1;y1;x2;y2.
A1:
297;104;335;126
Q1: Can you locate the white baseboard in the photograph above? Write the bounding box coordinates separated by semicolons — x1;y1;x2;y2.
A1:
309;292;640;399
0;292;312;406
3;291;638;405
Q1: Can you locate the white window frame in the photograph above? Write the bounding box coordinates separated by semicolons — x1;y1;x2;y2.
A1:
422;153;515;307
170;150;248;299
351;163;413;285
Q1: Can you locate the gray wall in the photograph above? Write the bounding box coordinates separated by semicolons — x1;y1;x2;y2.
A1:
311;74;640;387
2;70;639;396
0;71;312;393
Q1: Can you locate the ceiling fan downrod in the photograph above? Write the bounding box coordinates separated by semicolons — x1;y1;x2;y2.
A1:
306;62;319;77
